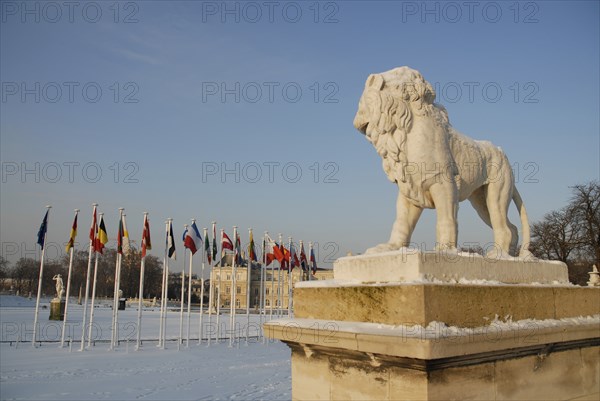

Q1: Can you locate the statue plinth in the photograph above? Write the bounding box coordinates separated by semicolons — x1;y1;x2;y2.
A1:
333;250;569;285
265;252;600;400
49;299;65;321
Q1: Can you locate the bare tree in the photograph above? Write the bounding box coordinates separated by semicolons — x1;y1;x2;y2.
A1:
530;207;582;263
0;256;9;287
570;181;600;266
11;258;38;295
529;181;599;285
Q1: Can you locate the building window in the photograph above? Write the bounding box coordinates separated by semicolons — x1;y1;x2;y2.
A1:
226;274;231;280
266;299;270;307
226;286;231;294
235;299;240;308
266;288;270;295
236;286;241;294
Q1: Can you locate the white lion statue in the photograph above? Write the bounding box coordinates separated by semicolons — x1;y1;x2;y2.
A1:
354;67;531;257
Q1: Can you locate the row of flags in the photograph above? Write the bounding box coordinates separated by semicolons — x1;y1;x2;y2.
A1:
33;205;319;349
37;208;319;274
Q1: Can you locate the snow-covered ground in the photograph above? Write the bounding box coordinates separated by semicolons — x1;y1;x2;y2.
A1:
0;295;292;400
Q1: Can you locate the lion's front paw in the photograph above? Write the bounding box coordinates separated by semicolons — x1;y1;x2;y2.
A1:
365;242;403;254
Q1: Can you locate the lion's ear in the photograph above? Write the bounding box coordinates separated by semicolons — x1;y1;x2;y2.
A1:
367;74;384;90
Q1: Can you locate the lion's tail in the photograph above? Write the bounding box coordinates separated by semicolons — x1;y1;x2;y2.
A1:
512;187;531;257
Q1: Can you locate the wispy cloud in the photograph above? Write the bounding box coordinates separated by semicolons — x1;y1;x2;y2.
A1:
112;47;162;66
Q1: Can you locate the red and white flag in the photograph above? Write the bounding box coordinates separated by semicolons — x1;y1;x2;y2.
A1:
141;215;152;257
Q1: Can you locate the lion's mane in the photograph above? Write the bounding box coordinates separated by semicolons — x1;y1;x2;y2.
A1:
364;67;451;185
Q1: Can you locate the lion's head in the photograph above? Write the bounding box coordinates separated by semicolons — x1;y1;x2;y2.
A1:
353;67;447;183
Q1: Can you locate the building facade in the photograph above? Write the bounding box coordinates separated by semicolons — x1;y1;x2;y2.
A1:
209;254;333;311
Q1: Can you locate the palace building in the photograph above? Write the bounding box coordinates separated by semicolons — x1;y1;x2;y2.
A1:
208;253;333;311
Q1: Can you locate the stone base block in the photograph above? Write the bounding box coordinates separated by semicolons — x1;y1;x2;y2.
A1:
266;317;600;401
293;284;600;328
333;250;569;284
49;299;65;321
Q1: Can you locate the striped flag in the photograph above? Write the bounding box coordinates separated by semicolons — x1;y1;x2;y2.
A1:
184;222;202;255
65;213;78;253
89;207;97;242
264;234;283;265
281;244;290;270
248;230;257;262
204;234;212;264
212;224;217;262
310;247;317;274
300;243;308;271
235;233;243;265
221;231;233;255
292;247;300;269
95;216;108;254
167;221;176;260
117;217;125;254
141;215;151;258
121;215;130;254
37;210;49;249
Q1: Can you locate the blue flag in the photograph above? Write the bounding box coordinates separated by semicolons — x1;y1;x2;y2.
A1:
37;210;49;249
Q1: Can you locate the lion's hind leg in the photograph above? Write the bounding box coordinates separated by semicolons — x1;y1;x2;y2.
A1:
468;186;492;229
485;179;518;256
469;186;518;255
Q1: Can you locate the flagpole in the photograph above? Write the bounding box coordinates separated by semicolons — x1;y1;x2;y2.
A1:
207;221;215;346
217;228;223;343
162;218;173;349
229;226;237;348
207;262;213;347
158;220;168;348
179;224;187;351
197;225;206;345
80;204;97;351
87;212;104;348
186;223;196;347
269;233;274;321
246;228;252;344
61;209;79;348
136;212;149;351
112;255;122;349
110;208;125;350
278;233;283;317
260;233;266;342
299;240;304;281
288;236;293;317
32;205;51;347
309;241;314;281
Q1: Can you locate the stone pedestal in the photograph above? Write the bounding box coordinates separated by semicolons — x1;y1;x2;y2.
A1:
265;252;600;401
49;299;65;321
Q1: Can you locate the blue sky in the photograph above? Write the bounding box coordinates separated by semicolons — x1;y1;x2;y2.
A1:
1;0;599;269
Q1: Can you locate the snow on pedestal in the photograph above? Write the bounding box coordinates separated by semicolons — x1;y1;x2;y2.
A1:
333;249;569;285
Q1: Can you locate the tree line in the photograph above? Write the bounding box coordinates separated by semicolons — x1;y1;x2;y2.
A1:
530;181;599;284
0;248;199;301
